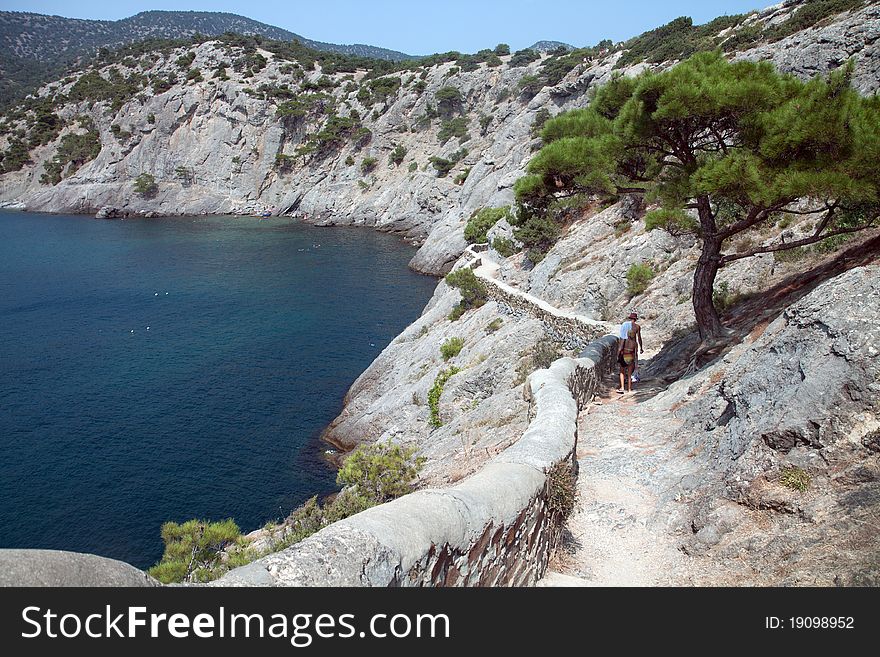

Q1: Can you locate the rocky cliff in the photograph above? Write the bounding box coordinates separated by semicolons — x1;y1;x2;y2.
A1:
2;1;876;276
1;1;878;586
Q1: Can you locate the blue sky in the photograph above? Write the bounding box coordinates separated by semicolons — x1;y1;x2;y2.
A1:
2;1;768;55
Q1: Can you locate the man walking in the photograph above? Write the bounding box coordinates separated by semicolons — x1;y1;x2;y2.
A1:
618;311;644;382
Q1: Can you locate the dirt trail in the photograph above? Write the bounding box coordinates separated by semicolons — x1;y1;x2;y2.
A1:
551;368;707;586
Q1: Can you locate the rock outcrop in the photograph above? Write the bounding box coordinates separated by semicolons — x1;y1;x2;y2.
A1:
0;549;159;586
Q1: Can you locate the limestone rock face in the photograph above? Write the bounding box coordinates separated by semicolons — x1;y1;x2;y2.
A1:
682;265;880;480
3;6;874;275
736;3;880;95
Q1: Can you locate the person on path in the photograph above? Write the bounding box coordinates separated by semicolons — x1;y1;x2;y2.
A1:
617;311;643;392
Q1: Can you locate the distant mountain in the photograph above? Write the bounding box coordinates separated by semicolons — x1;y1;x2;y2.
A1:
528;40;575;53
0;10;414;66
0;10;415;108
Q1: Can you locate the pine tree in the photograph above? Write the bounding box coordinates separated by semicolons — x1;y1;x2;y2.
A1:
516;52;880;342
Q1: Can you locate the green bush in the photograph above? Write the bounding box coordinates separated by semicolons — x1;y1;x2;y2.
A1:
0;138;32;173
518;75;543;99
186;68;203;83
445;267;488;317
510;49;539;67
531;108;552;137
546;461;577;518
428;367;461;427
408;161;418;173
464;206;513;243
389;144;406;166
626;263;654;297
337;442;425;503
512;212;560;264
486;318;503;333
361;156;378;173
453;167;471;185
345;155;355;166
176;51;196;69
39;121;101;185
479;114;493;135
133;172;158;197
514;339;562;386
494;43;511;56
438;117;470;144
147;518;243;584
491;237;517;257
779;466;811;492
441;337;464;361
435;86;463;117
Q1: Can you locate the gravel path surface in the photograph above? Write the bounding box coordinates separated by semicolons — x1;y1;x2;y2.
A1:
551;370;707;586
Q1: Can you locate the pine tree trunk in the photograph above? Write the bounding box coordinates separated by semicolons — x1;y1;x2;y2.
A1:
692;235;724;341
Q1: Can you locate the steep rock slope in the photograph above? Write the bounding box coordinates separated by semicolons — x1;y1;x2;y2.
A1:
1;1;876;276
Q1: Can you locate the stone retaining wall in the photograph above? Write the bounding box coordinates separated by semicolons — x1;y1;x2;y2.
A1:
215;334;618;587
463;246;613;351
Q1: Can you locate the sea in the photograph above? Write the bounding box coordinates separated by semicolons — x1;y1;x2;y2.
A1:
0;211;437;570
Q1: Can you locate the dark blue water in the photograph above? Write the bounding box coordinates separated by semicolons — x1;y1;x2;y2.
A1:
0;211;436;569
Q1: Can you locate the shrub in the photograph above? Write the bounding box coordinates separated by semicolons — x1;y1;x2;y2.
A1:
429;156;454;177
147;113;156;124
779;466;811;492
510;49;539;67
337;443;425;503
361;156;378;173
531;108;551;137
133;172;158;197
445;267;488;317
712;280;742;313
441;337;464;361
435;86;463;117
464;206;513;243
345;155;354;166
176;51;196;69
438;117;470;144
389;144;406;166
186;68;203;83
274;153;295;172
494;43;511;56
0;138;32;174
486;318;503;333
453;167;471;185
518;75;543;99
614;219;633;237
491;237;516;257
512;212;560;264
514;339;563;386
174;165;195;185
39;122;101;185
626;263;654;297
408;161;418;173
546;461;577;518
428;367;461;428
147;518;242;584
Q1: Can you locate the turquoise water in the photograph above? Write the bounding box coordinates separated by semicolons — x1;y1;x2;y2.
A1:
0;211;436;569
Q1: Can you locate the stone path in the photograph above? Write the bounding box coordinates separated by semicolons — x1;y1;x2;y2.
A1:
470;248;705;586
546;368;705;586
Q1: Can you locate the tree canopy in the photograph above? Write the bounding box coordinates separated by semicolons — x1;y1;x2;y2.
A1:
516;51;880;340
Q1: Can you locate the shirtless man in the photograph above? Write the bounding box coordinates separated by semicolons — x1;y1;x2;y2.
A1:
618;311;644;389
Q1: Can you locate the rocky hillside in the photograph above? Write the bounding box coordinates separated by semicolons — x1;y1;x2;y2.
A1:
0;10;414;106
1;1;877;276
0;10;414;63
0;0;877;585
